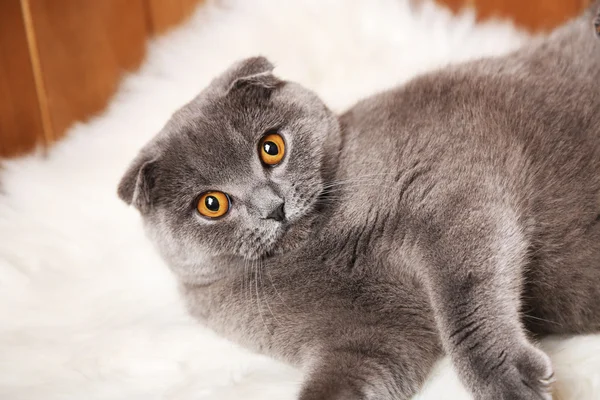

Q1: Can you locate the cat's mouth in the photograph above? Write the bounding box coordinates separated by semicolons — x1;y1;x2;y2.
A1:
241;222;290;260
240;188;325;260
252;214;317;260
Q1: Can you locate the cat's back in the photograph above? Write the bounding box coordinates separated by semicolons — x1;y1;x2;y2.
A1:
326;16;600;268
339;13;600;201
331;14;600;333
349;13;599;141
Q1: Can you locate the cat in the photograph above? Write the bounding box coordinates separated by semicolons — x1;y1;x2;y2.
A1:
118;5;600;400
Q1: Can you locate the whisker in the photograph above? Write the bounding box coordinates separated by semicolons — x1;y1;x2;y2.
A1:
253;258;270;333
243;257;249;305
521;312;563;327
321;183;399;194
258;259;280;325
266;267;292;312
321;176;398;190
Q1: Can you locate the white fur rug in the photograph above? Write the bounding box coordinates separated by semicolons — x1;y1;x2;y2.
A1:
1;1;599;399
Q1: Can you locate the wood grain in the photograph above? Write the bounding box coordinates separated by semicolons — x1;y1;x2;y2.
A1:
439;0;592;31
437;0;470;13
0;0;594;158
147;0;203;34
25;0;149;142
477;0;589;31
0;0;44;157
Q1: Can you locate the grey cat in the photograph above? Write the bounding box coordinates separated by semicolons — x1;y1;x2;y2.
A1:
118;6;600;400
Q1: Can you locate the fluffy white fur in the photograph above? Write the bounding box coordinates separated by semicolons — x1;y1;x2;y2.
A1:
1;1;599;399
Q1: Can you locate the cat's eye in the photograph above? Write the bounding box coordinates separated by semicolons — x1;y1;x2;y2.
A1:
259;132;285;166
197;191;230;219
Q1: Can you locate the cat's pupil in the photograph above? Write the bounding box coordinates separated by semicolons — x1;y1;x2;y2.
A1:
205;196;220;211
263;141;279;155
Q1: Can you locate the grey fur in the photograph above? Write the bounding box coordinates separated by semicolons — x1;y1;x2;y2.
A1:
118;10;600;400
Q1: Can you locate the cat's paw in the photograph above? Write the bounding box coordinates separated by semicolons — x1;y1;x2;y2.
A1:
473;344;554;400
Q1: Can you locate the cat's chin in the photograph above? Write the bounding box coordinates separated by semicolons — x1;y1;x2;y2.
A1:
234;220;314;261
261;214;317;259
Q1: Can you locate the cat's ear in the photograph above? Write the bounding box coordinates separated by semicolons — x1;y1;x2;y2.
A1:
117;151;159;212
214;56;283;93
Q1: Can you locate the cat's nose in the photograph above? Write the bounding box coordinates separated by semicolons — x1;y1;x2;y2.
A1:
266;202;286;222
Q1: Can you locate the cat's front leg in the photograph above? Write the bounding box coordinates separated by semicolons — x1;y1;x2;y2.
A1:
298;354;372;400
182;257;441;399
298;340;438;400
414;200;554;400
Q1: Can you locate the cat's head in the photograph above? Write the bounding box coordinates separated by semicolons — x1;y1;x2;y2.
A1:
118;57;340;283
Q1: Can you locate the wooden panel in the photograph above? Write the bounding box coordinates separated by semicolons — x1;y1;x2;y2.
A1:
0;0;591;158
438;0;470;13
147;0;203;34
439;0;592;31
0;0;45;158
476;0;591;31
25;0;150;142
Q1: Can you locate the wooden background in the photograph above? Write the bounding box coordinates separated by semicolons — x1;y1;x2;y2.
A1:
0;0;593;158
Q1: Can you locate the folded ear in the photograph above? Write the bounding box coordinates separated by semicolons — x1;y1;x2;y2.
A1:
212;56;283;93
117;151;158;212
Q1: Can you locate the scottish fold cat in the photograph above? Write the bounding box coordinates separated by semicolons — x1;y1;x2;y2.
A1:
118;6;600;400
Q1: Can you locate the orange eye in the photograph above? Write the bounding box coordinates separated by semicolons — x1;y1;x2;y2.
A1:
259;133;285;166
197;191;230;219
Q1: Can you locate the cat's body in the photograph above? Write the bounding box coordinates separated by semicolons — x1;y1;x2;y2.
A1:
119;8;600;400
